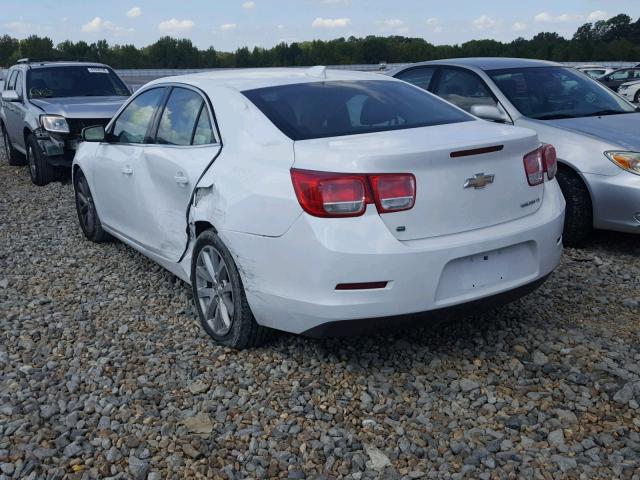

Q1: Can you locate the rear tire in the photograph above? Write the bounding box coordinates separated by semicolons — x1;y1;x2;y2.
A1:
74;170;110;243
191;229;268;349
27;134;56;186
556;167;593;247
2;125;26;166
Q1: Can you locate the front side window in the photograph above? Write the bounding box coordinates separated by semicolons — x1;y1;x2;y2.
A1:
489;66;636;120
111;88;165;144
395;67;436;91
243;80;472;141
6;71;17;91
156;88;208;146
433;68;498;113
609;70;632;81
26;66;130;99
14;72;23;97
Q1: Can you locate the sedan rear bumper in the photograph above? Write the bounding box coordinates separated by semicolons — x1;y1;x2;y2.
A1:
586;171;640;233
221;181;565;335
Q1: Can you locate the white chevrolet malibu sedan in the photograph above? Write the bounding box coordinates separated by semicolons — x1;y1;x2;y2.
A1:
72;67;565;348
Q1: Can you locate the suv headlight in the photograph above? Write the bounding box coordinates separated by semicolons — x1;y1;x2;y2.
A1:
605;151;640;175
40;115;70;134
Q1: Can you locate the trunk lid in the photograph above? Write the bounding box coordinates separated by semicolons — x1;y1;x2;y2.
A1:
293;121;543;241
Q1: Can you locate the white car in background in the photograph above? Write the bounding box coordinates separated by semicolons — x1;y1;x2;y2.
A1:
72;67;565;348
618;80;640;103
576;65;614;79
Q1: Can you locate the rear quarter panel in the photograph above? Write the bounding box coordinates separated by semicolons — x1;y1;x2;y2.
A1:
189;84;301;237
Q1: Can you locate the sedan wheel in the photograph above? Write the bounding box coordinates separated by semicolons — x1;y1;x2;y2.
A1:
191;230;268;348
74;170;110;242
195;246;235;336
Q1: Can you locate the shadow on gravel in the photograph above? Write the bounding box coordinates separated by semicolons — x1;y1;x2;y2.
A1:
589;229;639;255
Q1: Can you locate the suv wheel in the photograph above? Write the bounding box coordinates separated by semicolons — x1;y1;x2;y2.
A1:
556;167;593;247
191;229;268;349
74;170;110;242
27;134;56;186
2;125;26;166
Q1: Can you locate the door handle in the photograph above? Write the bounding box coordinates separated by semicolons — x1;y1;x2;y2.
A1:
122;166;133;175
174;174;188;185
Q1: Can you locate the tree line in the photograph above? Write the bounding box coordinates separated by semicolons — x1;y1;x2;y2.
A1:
1;13;639;69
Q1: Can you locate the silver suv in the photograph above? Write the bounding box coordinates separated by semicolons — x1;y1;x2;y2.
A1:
1;59;130;185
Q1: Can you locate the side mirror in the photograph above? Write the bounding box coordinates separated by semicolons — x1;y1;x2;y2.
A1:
470;104;511;123
82;125;106;142
1;90;20;102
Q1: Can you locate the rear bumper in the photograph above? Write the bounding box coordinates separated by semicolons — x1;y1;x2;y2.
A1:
221;180;565;335
303;274;550;337
586;171;640;233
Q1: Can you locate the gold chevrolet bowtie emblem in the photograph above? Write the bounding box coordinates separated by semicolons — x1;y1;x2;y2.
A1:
464;173;495;189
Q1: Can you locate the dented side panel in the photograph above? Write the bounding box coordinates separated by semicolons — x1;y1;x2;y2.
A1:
188;85;301;239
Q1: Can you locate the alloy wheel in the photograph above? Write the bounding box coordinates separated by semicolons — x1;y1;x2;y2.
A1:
2;129;9;159
27;143;37;178
195;245;234;336
76;176;96;234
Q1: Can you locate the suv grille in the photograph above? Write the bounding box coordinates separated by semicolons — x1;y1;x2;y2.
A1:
67;118;111;135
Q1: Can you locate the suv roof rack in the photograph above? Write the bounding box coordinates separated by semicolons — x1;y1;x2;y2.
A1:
17;57;93;64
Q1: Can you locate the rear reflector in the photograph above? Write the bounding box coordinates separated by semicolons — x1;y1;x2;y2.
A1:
291;169;416;217
335;281;388;290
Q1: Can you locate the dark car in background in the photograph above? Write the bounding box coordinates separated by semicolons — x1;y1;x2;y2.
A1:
0;59;129;185
598;67;640;92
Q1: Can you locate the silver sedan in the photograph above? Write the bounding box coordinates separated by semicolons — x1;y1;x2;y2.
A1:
390;58;640;245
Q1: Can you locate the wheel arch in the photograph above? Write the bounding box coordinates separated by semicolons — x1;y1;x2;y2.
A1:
556;160;595;203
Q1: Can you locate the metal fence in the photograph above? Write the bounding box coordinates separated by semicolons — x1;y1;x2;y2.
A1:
2;61;639;90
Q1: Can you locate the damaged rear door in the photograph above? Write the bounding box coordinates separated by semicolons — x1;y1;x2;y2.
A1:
133;85;221;262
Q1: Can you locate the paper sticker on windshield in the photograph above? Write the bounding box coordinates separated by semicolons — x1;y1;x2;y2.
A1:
88;68;109;74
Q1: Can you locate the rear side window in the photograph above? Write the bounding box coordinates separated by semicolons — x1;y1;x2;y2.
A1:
156;88;214;146
395;67;436;91
243;80;472;140
433;68;497;113
112;88;165;144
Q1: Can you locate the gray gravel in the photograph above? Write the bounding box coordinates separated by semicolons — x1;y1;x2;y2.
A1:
1;153;640;480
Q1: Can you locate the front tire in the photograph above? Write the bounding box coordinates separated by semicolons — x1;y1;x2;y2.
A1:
74;170;110;243
27;134;56;186
556;167;593;247
191;230;268;349
2;125;26;166
634;90;640;104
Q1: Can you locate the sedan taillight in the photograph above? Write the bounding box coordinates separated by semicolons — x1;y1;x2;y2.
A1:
523;144;557;186
290;169;416;218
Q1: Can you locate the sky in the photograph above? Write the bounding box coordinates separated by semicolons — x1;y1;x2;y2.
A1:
2;0;640;51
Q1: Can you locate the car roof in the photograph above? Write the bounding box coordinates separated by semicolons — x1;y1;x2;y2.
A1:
391;57;561;74
146;67;393;92
14;61;110;70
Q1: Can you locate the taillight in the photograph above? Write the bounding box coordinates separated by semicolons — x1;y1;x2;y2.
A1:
290;169;416;218
290;170;371;217
524;145;557;186
369;174;416;213
542;144;557;180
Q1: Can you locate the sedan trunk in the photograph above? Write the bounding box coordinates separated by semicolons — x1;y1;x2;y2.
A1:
293;121;544;241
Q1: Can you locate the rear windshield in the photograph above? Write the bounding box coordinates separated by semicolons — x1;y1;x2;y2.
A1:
243;80;472;140
27;66;130;99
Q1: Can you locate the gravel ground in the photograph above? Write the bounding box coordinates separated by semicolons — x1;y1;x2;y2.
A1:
1;151;640;480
